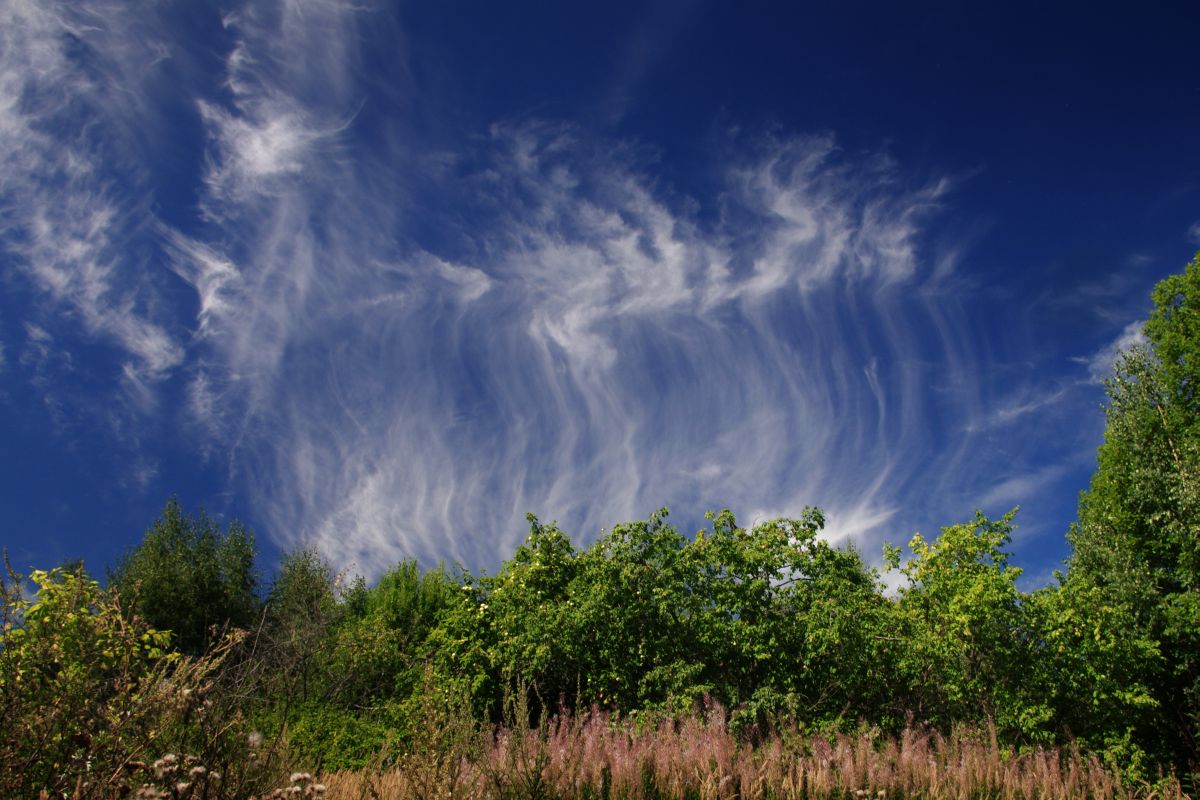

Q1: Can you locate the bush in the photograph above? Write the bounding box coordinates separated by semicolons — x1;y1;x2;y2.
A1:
286;704;394;772
0;560;276;799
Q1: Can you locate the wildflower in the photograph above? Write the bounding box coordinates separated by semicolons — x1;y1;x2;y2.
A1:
290;772;312;784
248;731;263;749
152;754;179;779
189;765;207;778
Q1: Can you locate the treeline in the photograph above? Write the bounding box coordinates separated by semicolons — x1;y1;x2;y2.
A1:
2;255;1198;797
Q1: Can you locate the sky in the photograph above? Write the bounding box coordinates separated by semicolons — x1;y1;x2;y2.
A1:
2;0;1198;588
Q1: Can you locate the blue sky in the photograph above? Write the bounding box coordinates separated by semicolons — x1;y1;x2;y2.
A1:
2;1;1198;587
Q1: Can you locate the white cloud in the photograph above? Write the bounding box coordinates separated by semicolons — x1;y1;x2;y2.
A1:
815;504;900;548
1187;220;1200;245
975;463;1067;511
189;110;991;575
966;386;1069;432
227;122;974;574
1078;320;1147;383
1;0;1101;583
165;232;243;338
0;1;183;387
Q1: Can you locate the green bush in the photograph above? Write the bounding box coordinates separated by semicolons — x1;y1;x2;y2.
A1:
286;703;394;771
0;562;278;798
0;564;177;797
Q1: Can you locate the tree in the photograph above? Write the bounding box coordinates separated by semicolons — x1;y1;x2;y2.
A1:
0;565;168;796
109;498;260;655
566;509;698;712
262;548;339;705
453;507;886;727
686;508;884;728
885;510;1053;741
1064;252;1200;774
330;558;458;707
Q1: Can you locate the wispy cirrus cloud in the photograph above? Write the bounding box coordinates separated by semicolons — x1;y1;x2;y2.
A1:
175;47;984;575
4;0;1110;580
1076;320;1147;384
0;1;183;393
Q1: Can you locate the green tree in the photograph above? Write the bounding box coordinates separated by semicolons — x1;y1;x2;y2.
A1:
331;559;458;706
263;548;340;705
1064;252;1200;773
686;509;885;728
449;507;887;727
885;510;1052;741
566;509;697;712
0;565;167;796
440;515;583;718
110;498;260;655
272;556;465;769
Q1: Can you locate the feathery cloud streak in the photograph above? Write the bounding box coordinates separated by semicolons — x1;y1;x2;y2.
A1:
3;1;1102;577
1;1;182;387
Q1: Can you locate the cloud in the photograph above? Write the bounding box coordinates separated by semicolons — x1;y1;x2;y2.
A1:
1188;220;1200;246
196;111;980;575
966;386;1069;432
974;463;1067;511
0;1;183;387
1077;320;1147;384
816;504;900;548
3;1;1098;583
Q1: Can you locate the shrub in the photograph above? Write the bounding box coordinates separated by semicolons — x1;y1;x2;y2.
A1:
0;560;276;799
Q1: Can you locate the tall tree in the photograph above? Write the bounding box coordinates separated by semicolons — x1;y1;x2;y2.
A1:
1064;252;1200;773
109;498;260;655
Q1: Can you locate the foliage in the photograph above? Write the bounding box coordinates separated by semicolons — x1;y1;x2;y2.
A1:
109;498;260;656
420;507;890;737
0;563;172;796
261;548;341;707
1064;252;1200;774
686;509;884;728
285;702;393;772
353;559;458;702
0;562;273;799
885;510;1054;741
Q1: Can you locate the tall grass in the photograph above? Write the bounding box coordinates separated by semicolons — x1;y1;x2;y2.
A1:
318;705;1186;800
314;705;1185;800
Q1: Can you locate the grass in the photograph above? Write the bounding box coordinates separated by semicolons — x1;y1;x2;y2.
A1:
315;705;1188;800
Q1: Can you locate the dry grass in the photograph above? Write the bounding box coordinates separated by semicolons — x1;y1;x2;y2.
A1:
316;706;1188;800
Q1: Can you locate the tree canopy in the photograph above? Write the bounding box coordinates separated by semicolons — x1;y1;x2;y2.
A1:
108;498;259;655
1063;252;1200;773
